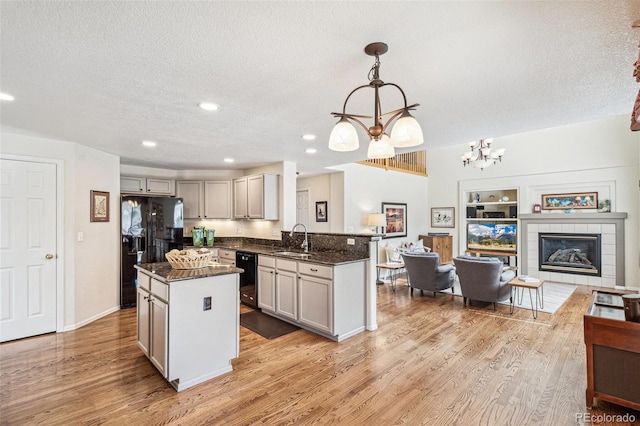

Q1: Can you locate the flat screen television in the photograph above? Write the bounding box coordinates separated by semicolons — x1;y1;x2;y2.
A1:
467;223;517;253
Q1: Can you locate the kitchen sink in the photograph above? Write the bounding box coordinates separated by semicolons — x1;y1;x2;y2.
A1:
272;251;312;259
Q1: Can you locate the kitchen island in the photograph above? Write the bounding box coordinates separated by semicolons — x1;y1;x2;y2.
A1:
134;262;243;391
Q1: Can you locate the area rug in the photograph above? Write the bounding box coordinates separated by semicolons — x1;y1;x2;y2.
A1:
440;281;577;314
240;310;300;339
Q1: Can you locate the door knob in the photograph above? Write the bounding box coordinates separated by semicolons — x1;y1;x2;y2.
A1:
45;253;54;259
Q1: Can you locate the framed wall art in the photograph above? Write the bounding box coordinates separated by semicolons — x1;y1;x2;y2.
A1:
382;202;407;238
315;201;328;222
90;190;110;222
541;192;598;210
431;207;455;228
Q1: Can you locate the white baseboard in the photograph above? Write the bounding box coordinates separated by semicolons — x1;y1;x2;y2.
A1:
62;305;120;332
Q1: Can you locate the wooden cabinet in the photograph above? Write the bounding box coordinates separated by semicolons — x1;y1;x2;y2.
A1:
233;174;278;220
121;176;175;196
584;290;640;411
176;180;232;220
419;235;453;264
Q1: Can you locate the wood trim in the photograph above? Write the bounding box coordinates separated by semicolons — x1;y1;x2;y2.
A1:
357;150;427;176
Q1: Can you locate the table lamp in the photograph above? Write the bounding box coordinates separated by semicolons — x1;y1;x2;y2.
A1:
368;213;386;284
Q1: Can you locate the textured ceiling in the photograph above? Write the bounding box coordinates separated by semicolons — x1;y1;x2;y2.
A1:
1;1;639;175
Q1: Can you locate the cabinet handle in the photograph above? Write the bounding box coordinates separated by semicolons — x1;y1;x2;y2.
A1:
310;268;318;272
143;296;149;300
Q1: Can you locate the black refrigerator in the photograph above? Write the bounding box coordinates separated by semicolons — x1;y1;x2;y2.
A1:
120;196;184;308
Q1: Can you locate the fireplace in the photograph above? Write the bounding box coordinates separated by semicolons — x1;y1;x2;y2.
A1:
538;233;601;276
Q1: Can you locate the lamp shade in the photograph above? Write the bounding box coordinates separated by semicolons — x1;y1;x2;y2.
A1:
367;134;395;159
328;117;359;152
367;213;386;227
390;111;424;147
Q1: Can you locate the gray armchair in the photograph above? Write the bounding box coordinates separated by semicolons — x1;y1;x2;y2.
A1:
401;252;455;296
453;255;516;308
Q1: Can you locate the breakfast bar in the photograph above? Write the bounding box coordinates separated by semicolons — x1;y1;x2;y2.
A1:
134;262;243;391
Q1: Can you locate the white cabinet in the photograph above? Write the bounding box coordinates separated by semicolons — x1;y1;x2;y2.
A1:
135;267;240;392
256;256;365;341
233;174;278;220
275;259;297;321
258;256;276;312
176;181;204;219
121;176;175;196
219;249;236;266
177;180;231;219
297;263;333;334
204;181;232;219
137;277;169;378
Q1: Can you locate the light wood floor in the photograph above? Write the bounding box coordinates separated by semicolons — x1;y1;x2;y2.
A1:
1;282;639;426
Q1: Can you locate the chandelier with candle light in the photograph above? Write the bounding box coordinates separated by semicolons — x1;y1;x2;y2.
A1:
460;138;506;170
328;42;424;159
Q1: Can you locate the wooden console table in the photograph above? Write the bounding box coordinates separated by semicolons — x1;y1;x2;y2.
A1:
584;290;640;410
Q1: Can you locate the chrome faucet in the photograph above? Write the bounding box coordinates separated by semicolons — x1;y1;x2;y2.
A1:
290;223;309;253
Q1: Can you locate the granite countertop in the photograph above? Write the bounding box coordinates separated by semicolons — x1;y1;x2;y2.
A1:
185;243;369;266
135;262;244;283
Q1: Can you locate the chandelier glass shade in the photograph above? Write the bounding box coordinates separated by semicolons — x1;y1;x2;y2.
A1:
328;42;423;159
461;138;505;170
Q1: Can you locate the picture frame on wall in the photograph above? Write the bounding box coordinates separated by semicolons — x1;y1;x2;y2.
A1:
431;207;455;228
90;190;110;222
315;201;328;222
541;192;598;210
382;202;407;238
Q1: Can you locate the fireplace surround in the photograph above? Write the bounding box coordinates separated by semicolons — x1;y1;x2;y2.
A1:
520;213;627;287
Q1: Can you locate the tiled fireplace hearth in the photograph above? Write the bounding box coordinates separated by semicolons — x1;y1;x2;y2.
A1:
520;213;627;288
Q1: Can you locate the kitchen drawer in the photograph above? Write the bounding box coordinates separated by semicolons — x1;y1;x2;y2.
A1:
138;272;151;291
298;262;332;280
219;249;235;260
208;248;219;257
276;258;297;272
259;255;276;268
151;278;169;302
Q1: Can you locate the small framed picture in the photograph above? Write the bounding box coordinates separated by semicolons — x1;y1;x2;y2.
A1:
431;207;455;228
382;202;407;238
315;201;328;222
541;192;598;210
90;190;110;222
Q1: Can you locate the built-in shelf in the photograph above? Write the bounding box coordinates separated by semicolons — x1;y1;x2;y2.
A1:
466;201;517;207
466;218;518;222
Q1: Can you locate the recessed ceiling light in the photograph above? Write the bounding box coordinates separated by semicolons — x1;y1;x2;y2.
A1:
306;148;317;154
223;158;234;163
302;134;316;140
199;102;219;111
0;92;15;101
142;140;157;147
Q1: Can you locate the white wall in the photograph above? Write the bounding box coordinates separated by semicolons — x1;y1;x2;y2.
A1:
328;163;430;261
296;174;333;233
1;131;120;329
426;114;640;288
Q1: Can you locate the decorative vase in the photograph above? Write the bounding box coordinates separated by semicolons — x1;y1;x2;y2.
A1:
192;227;205;247
205;229;215;246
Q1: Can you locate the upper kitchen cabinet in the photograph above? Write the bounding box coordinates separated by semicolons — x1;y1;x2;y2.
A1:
121;176;175;196
233;174;278;220
176;180;232;220
204;181;232;219
176;181;203;219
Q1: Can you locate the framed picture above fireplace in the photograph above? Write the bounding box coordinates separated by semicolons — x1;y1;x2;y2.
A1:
541;192;598;210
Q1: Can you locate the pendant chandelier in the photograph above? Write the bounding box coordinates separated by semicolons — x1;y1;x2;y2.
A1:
460;138;506;170
328;42;424;159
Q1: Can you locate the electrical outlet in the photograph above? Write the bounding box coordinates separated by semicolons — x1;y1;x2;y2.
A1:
347;238;355;245
272;228;280;236
235;227;243;234
77;232;84;242
203;296;212;311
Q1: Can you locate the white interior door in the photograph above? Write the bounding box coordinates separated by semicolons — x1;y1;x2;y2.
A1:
296;189;309;228
0;159;57;342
